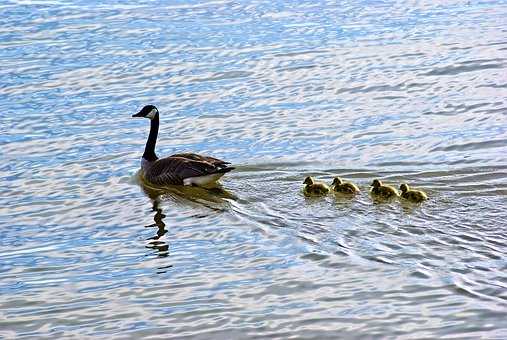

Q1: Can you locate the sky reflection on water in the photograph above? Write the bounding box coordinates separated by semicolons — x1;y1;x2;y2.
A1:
1;0;507;339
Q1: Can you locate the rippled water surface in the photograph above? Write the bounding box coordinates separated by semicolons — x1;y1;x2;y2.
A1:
1;0;507;338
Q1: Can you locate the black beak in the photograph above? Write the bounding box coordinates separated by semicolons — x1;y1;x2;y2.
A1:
132;111;143;118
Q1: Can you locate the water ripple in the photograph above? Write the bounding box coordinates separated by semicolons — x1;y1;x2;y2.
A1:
1;0;507;338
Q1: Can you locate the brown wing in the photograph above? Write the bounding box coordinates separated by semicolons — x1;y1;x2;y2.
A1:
342;183;356;194
380;186;397;197
169;153;230;167
145;155;233;185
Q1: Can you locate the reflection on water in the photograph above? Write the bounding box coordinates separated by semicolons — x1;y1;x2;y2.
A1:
138;173;238;259
145;198;169;258
1;0;507;338
138;171;237;206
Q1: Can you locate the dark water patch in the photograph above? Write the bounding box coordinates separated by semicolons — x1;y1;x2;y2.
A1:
477;82;507;89
430;139;507;152
374;95;406;100
409;269;432;280
273;49;329;58
190;70;254;83
277;64;319;72
422;102;494;116
422;62;505;76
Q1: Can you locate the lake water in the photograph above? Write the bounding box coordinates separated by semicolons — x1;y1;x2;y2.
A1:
1;0;506;338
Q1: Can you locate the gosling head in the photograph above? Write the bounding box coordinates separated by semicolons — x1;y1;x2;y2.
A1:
303;176;314;185
332;177;343;186
371;179;382;188
132;105;159;120
399;183;409;193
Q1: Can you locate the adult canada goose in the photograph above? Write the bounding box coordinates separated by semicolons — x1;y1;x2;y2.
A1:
303;176;330;196
370;179;398;198
399;183;427;203
132;105;234;186
331;177;360;194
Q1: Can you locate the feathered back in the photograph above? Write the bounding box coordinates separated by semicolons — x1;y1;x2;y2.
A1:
144;153;234;185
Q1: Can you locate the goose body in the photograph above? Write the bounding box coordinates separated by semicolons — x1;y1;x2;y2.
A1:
370;179;398;198
399;183;427;203
303;176;330;196
331;177;360;194
133;105;234;187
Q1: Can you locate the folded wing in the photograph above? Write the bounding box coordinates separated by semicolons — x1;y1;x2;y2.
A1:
144;154;234;186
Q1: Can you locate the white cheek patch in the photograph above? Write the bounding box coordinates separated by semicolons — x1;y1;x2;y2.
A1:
146;108;158;119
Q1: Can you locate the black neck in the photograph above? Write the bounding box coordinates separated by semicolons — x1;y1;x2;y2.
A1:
142;113;159;162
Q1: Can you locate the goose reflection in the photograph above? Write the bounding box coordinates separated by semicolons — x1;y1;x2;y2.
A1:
135;170;237;210
144;197;169;257
134;170;237;258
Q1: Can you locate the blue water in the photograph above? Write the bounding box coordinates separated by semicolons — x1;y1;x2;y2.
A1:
1;0;507;338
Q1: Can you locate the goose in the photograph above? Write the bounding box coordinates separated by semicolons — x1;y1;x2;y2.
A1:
399;183;427;203
132;105;234;187
370;179;398;198
331;177;360;194
303;176;330;196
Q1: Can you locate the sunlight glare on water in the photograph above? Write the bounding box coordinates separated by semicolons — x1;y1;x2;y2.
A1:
1;0;507;338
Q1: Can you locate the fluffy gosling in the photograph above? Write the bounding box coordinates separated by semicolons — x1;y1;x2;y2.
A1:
399;183;427;203
331;177;360;194
370;179;398;198
303;176;330;196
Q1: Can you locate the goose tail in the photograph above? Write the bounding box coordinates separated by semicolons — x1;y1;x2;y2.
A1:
215;166;235;174
183;166;235;186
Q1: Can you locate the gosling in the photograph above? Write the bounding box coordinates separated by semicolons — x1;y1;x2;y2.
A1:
370;179;398;198
399;183;427;203
331;177;360;194
303;176;330;196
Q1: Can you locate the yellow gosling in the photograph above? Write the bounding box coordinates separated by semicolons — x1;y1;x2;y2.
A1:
399;183;427;203
303;176;330;196
370;179;398;198
331;177;360;194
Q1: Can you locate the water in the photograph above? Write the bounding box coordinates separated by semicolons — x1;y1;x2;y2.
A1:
1;0;507;338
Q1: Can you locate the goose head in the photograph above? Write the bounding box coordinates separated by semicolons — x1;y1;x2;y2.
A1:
132;105;159;120
332;177;343;186
399;183;409;193
371;179;382;188
303;176;315;185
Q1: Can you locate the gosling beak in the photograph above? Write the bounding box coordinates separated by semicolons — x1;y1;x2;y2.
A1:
132;111;143;118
